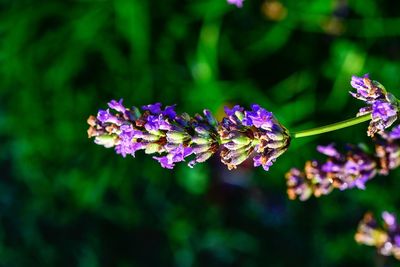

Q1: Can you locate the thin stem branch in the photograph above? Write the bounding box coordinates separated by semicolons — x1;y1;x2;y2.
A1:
293;114;371;138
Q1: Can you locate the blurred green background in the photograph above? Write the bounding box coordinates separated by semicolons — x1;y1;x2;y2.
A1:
1;0;400;266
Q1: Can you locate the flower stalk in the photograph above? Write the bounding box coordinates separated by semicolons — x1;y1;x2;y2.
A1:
293;113;372;139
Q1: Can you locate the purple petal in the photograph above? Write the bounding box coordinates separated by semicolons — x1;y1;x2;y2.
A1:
389;125;400;139
97;109;122;125
108;99;126;113
224;105;244;117
382;211;396;228
244;105;274;129
394;235;400;247
162;105;177;119
144;115;160;131
142;103;162;114
317;144;340;158
153;156;174;169
372;100;397;122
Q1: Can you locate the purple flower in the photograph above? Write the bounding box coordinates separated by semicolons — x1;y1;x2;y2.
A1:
227;0;244;8
383;212;397;230
153;145;193;169
97;110;109;123
224;105;244;117
169;145;193;162
373;101;397;120
142;103;162;114
108;99;126;113
350;74;399;136
286;144;376;200
389;125;400;139
371;100;398;132
219;104;290;171
395;236;400;247
253;154;274;171
355;211;400;261
153;156;174;169
317;144;341;158
350;74;384;103
114;124;148;157
97;109;122;125
162;105;177;119
242;104;274;130
144;115;161;132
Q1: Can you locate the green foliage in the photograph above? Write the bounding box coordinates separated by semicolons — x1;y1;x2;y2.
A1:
1;0;400;266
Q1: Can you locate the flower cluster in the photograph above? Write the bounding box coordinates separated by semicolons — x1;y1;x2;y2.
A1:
355;211;400;260
219;104;290;171
286;144;377;201
87;100;290;171
286;125;400;201
87;99;220;169
350;74;399;137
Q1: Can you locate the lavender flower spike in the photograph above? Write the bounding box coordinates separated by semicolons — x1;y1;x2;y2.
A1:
350;74;399;137
285;144;377;201
286;124;400;201
355;211;400;260
88;100;290;171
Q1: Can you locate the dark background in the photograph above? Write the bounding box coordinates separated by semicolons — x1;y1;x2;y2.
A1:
1;0;400;266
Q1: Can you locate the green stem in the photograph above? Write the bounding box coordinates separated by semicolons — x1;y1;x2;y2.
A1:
293;113;371;139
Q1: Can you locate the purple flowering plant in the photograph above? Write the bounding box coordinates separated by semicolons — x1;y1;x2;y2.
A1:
88;75;398;176
85;2;400;262
88;72;400;259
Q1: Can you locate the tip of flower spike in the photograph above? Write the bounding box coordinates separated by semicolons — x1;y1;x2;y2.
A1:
350;74;399;136
219;104;290;172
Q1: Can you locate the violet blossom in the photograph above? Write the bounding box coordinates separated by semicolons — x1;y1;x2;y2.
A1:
355;211;400;260
218;104;290;171
350;74;399;137
286;143;377;201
